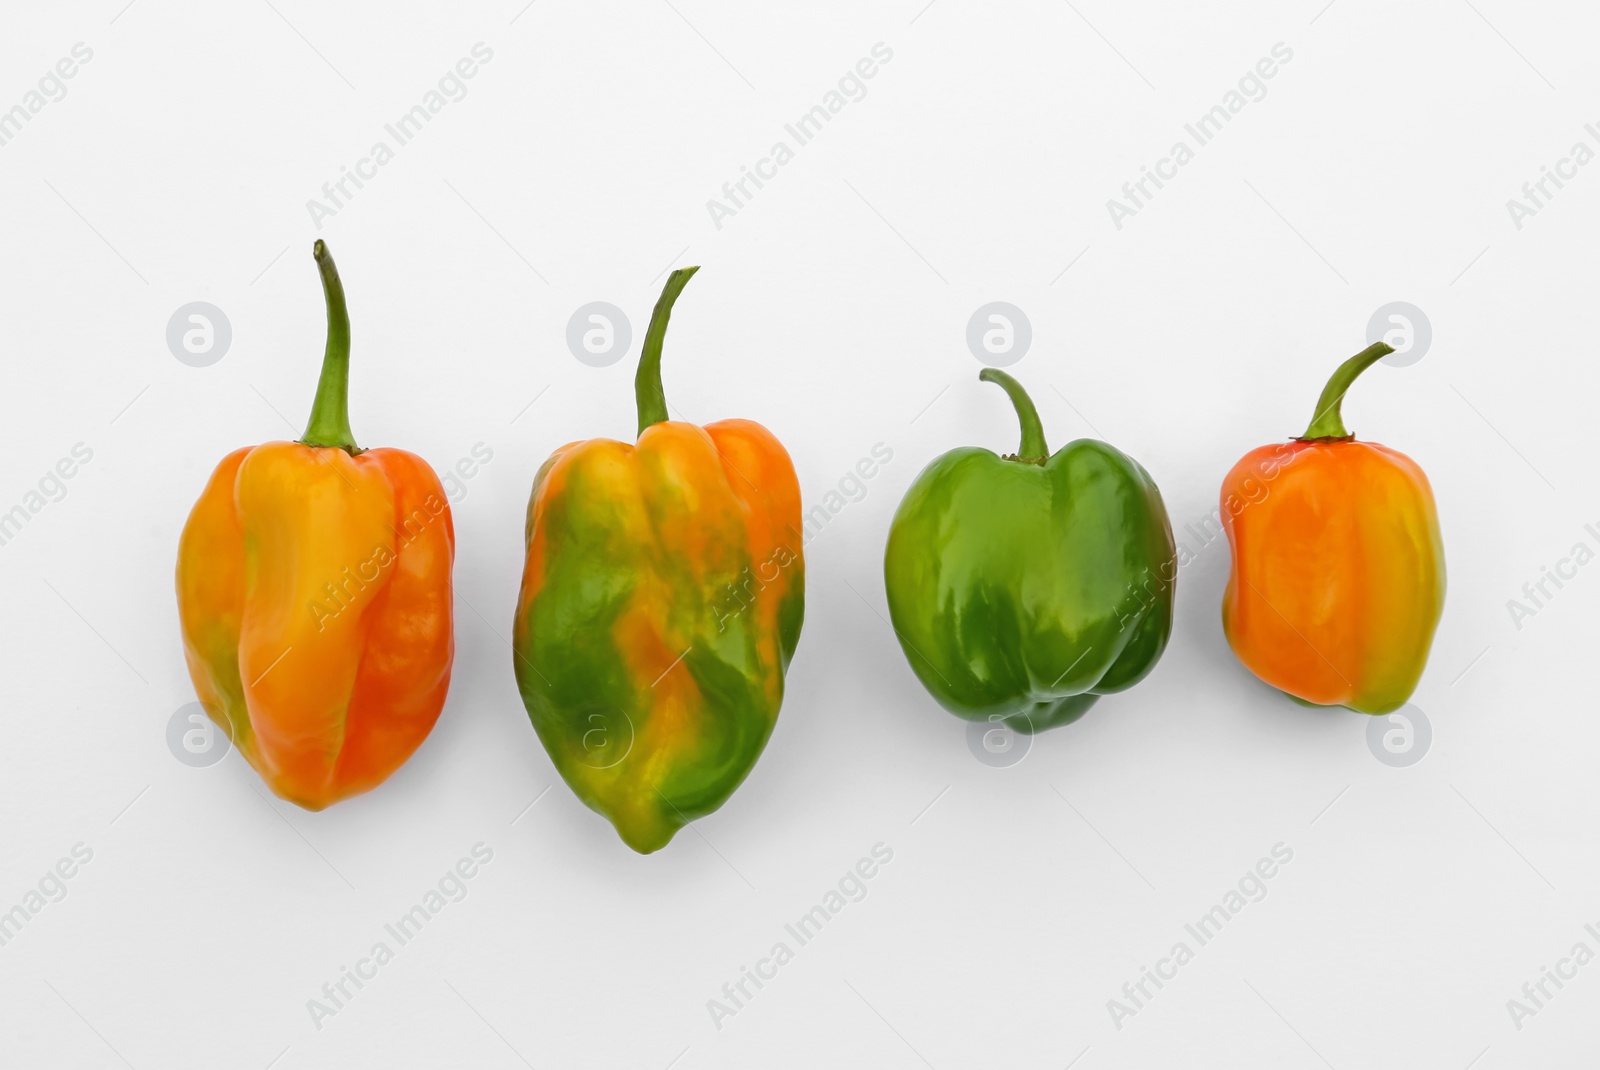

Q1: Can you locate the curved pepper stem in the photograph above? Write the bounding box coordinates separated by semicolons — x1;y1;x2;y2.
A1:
979;368;1049;464
1299;341;1395;441
300;240;359;452
635;266;701;437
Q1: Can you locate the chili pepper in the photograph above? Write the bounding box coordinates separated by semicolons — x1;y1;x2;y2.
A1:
512;268;804;854
176;241;455;809
1220;341;1445;713
883;369;1176;733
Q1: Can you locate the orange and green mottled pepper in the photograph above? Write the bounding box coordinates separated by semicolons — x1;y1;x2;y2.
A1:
176;242;455;809
512;268;804;853
1221;341;1445;714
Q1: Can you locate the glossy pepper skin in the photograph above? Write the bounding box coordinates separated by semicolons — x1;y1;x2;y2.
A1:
884;370;1176;733
513;268;804;854
1221;342;1445;714
176;242;455;810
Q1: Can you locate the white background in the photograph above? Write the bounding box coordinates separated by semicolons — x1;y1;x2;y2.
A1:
0;1;1595;1066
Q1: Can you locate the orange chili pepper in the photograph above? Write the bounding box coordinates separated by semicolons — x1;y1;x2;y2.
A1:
176;242;455;808
1221;342;1445;714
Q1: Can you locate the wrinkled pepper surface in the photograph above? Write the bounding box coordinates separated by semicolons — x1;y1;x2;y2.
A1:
177;241;455;809
884;369;1176;733
1221;341;1445;714
513;268;804;853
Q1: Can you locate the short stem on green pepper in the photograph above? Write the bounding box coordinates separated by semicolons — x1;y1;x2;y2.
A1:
300;239;359;452
979;368;1049;464
1299;341;1395;441
635;266;700;437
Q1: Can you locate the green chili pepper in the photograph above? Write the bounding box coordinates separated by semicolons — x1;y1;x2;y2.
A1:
883;369;1176;732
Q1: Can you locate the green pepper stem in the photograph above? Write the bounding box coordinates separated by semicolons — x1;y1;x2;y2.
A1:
979;368;1049;464
1299;341;1395;441
300;239;358;452
635;266;700;437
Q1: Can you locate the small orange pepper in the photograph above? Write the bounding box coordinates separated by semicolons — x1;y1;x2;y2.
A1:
176;242;455;808
1221;342;1445;714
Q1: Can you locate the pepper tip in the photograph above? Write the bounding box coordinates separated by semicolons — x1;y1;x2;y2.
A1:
313;238;328;262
